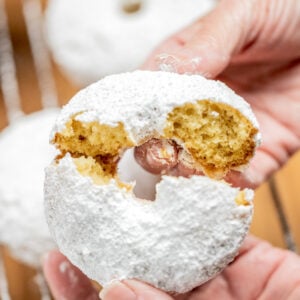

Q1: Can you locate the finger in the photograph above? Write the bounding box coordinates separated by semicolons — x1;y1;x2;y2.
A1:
133;137;265;187
134;139;203;177
263;251;300;300
191;235;289;299
43;250;99;300
134;139;178;174
237;234;262;256
167;161;204;178
167;148;204;177
224;150;279;190
100;280;174;300
143;0;257;78
222;236;300;300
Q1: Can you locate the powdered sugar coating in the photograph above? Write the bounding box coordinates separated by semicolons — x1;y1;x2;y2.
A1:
0;109;58;267
46;71;259;292
45;154;253;293
45;0;216;85
51;71;261;148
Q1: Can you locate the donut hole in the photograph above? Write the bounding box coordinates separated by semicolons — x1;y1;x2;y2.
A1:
122;0;142;14
118;149;160;200
164;100;258;177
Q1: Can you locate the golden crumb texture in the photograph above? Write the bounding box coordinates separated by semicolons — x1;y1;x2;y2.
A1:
54;118;134;181
164;100;257;176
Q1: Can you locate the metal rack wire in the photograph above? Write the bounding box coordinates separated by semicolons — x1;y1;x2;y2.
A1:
0;251;10;300
0;0;57;298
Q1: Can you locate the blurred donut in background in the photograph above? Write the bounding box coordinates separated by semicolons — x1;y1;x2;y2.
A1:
0;109;58;268
45;0;217;85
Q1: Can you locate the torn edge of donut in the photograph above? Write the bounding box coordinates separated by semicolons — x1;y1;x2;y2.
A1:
49;71;260;191
51;100;257;187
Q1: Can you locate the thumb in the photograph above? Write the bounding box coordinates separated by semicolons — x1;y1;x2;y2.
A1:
100;280;174;300
143;0;257;78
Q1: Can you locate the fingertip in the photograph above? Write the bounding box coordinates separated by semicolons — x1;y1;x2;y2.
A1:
141;34;187;71
42;250;65;279
239;235;264;255
142;0;255;77
156;40;235;77
99;281;136;300
43;250;99;300
155;52;207;76
100;280;173;300
124;280;174;300
143;43;229;78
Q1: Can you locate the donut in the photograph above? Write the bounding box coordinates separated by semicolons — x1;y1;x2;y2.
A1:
45;71;261;293
0;109;58;267
45;0;216;85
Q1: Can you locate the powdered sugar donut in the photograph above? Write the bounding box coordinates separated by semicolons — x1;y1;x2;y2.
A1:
45;71;260;293
45;0;216;85
0;109;58;267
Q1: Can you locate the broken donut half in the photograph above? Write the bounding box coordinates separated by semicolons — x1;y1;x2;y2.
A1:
45;70;261;293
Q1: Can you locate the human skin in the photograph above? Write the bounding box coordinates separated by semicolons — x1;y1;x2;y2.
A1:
43;236;300;300
136;0;300;189
43;0;300;299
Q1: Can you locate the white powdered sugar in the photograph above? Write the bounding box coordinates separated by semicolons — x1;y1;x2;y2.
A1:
0;109;58;267
51;70;261;148
45;154;253;293
45;0;217;85
45;71;261;292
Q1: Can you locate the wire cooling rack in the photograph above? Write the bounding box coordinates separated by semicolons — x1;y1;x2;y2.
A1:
0;0;58;299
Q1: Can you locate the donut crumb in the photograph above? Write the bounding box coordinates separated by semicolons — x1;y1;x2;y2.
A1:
235;191;250;206
74;155;133;189
74;156;113;184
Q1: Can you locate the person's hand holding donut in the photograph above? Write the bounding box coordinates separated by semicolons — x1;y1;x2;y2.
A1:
44;235;300;300
43;0;300;299
140;0;300;189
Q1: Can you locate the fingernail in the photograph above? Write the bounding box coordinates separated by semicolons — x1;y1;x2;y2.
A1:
156;53;181;73
155;52;205;76
99;280;137;300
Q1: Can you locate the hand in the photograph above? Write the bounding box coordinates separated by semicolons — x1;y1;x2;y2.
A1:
43;1;300;299
139;0;300;188
43;236;300;300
